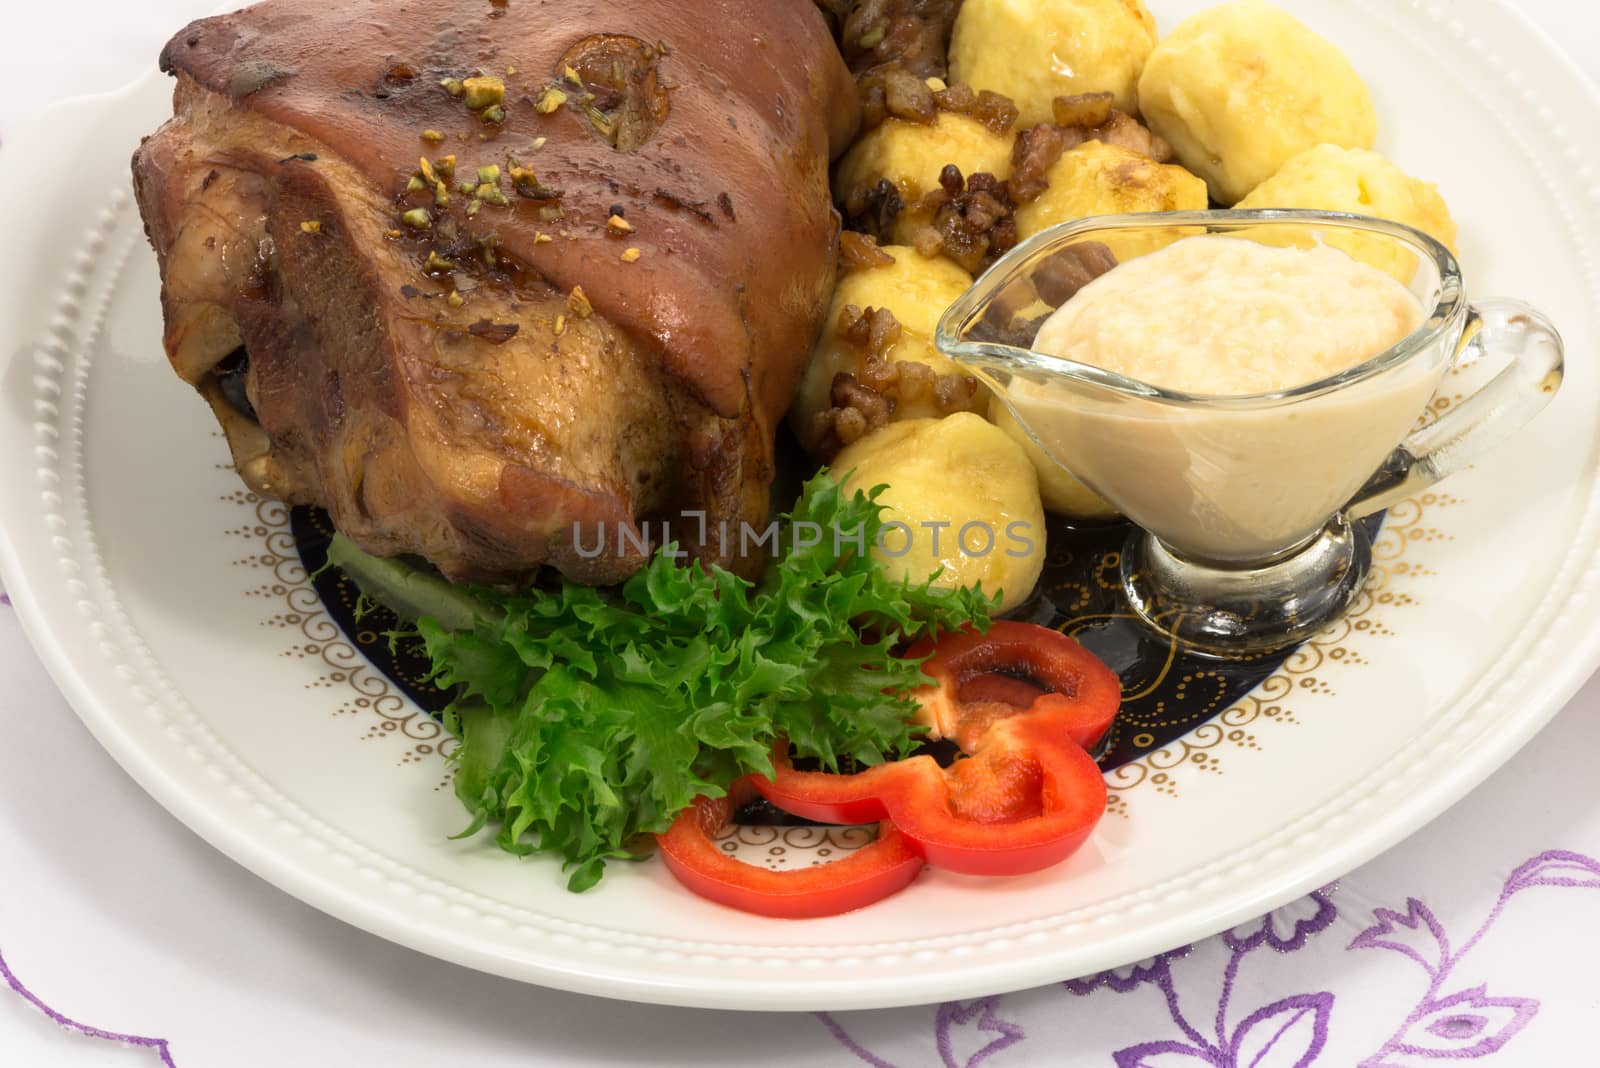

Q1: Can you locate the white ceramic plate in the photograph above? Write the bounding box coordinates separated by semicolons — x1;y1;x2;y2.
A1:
2;0;1598;1012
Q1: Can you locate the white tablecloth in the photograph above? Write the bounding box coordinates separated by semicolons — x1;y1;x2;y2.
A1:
5;3;1600;1064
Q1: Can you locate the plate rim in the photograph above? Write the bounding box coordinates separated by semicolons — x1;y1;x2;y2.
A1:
3;0;1600;1011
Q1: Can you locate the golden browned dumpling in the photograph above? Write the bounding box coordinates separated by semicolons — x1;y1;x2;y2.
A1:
836;414;1046;614
1137;0;1377;204
988;396;1119;521
1236;145;1458;279
791;248;975;449
949;0;1159;127
1013;141;1208;256
836;112;1014;245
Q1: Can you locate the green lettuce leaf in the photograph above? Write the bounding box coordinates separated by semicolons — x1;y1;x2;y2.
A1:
335;470;995;891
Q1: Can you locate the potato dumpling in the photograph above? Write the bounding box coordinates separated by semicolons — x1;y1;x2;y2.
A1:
950;0;1158;127
1013;141;1208;259
792;248;975;446
836;413;1046;614
987;395;1119;521
1236;145;1458;280
836;112;1013;244
1137;0;1377;204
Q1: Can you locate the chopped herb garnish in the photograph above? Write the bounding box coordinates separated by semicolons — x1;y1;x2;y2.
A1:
567;286;593;318
463;75;506;110
475;183;510;207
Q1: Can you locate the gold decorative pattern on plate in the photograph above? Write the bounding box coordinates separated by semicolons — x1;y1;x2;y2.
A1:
222;478;456;778
716;824;883;869
634;475;1451;844
223;448;1457;827
1098;492;1460;804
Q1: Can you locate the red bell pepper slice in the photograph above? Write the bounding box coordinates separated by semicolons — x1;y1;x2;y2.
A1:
656;777;924;919
755;622;1119;878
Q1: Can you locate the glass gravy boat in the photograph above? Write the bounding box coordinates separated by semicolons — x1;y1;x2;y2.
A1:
937;210;1564;657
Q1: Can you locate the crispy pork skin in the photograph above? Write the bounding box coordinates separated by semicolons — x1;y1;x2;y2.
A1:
133;0;859;584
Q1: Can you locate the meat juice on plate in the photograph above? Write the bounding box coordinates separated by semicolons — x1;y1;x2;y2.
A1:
1010;235;1436;563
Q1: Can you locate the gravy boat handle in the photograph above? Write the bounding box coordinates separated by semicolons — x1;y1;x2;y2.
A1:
1347;298;1565;520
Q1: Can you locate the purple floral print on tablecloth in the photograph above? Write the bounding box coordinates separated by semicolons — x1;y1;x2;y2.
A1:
1063;947;1193;996
0;948;177;1065
1353;850;1600;1065
1098;887;1339;1068
818;997;1026;1068
822;850;1600;1067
